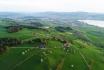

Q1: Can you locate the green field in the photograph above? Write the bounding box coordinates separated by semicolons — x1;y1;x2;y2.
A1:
0;18;104;70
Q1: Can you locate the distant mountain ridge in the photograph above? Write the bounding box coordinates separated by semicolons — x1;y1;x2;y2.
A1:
0;12;104;20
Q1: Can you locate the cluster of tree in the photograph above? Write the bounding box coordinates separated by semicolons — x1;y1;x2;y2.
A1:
0;46;8;54
55;26;72;32
27;38;42;44
0;38;22;47
6;26;22;33
30;22;43;27
27;38;47;48
21;22;43;29
73;30;91;42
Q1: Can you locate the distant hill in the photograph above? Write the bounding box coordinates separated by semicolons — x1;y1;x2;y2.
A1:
0;12;104;20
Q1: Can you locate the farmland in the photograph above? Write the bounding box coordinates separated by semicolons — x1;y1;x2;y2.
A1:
0;12;104;70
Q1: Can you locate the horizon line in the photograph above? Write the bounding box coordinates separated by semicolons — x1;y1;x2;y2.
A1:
0;11;103;14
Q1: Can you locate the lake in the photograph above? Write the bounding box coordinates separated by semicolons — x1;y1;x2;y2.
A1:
79;20;104;27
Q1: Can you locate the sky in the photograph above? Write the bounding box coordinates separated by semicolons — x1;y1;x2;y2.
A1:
0;0;104;13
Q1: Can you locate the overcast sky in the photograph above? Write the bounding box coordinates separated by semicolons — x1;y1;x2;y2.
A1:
0;0;104;13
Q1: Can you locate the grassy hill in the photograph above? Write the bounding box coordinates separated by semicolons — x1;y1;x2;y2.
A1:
0;17;104;70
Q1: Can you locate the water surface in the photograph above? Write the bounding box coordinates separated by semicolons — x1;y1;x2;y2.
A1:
79;20;104;27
